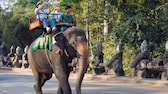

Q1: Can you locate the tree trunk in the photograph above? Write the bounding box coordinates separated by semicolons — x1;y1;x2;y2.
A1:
103;0;108;36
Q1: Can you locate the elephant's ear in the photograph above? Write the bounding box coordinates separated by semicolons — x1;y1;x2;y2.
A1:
53;33;65;50
53;33;79;58
64;43;80;59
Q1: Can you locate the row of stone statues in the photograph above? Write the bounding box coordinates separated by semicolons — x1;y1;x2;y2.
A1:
92;40;125;76
1;39;168;79
130;40;168;80
0;43;29;69
92;39;168;80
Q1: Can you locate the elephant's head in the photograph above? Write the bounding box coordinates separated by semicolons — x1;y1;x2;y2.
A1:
53;33;80;61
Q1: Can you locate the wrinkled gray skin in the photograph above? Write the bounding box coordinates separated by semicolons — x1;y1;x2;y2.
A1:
27;27;88;94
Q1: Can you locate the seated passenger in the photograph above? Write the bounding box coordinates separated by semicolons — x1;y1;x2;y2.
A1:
57;6;76;32
34;1;56;33
50;6;62;23
50;6;62;32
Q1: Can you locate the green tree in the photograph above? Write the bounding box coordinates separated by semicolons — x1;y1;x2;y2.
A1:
2;0;168;76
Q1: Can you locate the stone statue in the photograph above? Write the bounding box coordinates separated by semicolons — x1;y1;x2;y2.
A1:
6;45;15;66
0;42;8;56
21;45;29;68
92;41;105;74
0;42;8;65
12;46;22;68
147;40;168;80
162;40;168;65
7;45;15;57
104;40;125;76
130;40;150;77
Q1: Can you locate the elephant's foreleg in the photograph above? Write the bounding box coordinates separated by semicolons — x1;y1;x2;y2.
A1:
41;73;52;86
54;68;71;94
55;73;72;94
30;65;42;94
56;72;71;94
34;84;42;94
33;72;43;94
33;72;52;94
57;85;63;94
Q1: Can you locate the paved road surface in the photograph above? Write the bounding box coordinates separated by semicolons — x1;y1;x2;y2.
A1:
0;72;168;94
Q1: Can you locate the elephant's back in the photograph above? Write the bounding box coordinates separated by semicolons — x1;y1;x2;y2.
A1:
27;44;53;73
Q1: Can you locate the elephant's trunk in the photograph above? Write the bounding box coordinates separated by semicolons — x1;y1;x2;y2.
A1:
76;42;88;94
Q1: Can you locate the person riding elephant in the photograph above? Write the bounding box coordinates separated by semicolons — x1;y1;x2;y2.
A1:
57;6;76;32
50;6;62;23
50;6;62;32
35;1;56;33
27;27;88;94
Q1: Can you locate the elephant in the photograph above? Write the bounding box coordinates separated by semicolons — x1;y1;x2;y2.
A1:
27;27;88;94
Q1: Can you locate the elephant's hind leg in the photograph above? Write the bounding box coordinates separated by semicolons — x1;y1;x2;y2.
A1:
34;72;52;94
33;72;43;94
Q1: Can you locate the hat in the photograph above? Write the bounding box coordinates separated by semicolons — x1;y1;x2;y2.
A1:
36;1;42;8
65;6;71;10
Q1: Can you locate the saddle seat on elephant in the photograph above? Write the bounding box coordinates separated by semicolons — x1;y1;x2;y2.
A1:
28;16;61;32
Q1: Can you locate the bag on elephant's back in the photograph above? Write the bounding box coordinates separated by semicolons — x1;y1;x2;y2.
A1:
28;16;43;31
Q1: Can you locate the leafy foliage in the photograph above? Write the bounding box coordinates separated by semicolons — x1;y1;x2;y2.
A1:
1;0;168;75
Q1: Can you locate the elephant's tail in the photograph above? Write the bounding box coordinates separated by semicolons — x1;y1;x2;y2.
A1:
76;41;88;94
